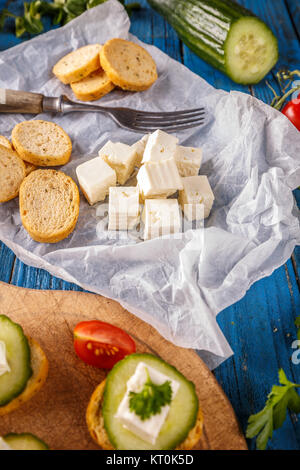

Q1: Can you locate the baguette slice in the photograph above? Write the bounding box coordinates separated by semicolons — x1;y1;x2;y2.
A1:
71;68;115;101
0;136;36;175
100;38;158;91
0;135;13;149
53;44;102;84
19;169;80;243
12;120;72;167
86;380;203;450
0;144;26;203
0;337;49;416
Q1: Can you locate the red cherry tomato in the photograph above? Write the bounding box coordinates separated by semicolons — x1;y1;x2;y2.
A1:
74;320;136;369
281;93;300;131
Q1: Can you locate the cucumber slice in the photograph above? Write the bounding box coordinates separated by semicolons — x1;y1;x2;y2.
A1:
3;433;49;450
103;353;198;450
0;315;32;406
225;17;278;85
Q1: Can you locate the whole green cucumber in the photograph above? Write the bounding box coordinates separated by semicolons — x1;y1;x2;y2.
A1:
147;0;278;84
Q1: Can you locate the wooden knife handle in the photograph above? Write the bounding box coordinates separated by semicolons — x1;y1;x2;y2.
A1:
0;89;44;114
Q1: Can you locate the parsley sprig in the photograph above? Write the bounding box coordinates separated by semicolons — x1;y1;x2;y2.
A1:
129;369;172;421
246;369;300;450
0;0;140;38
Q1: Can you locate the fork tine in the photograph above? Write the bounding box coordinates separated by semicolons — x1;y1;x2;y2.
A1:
137;117;205;129
135;107;204;118
135;112;205;125
131;119;205;133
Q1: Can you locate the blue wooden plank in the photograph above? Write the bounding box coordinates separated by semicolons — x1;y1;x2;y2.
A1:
10;252;84;291
284;1;300;43
11;258;51;289
0;241;15;283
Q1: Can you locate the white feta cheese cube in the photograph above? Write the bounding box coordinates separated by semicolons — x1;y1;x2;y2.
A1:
115;362;180;445
142;199;181;240
99;141;137;185
174;145;202;177
131;134;149;168
108;186;140;231
142;130;178;163
138;190;170;203
137;157;183;199
179;175;214;221
76;157;116;205
0;340;10;377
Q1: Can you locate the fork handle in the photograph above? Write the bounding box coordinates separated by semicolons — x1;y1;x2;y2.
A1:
0;89;44;114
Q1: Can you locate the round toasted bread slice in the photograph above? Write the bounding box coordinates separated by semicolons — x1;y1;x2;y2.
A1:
0;135;13;149
0;144;26;203
86;380;203;450
0;136;37;175
19;169;80;243
100;38;158;91
0;337;49;416
11;120;72;167
71;68;115;101
53;44;102;84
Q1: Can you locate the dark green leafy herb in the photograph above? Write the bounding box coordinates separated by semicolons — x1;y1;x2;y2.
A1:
0;0;140;37
129;369;172;421
246;369;300;450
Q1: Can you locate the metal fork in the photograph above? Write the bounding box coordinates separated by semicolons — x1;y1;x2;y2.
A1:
0;89;205;133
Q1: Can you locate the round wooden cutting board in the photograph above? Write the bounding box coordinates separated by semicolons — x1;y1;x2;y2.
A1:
0;282;247;450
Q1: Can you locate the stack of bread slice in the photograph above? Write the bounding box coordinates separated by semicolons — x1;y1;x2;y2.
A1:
0;120;80;244
53;39;158;101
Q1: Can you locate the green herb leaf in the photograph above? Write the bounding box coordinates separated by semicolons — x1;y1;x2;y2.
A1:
15;16;27;37
1;0;140;37
87;0;107;9
246;369;300;450
22;2;44;35
129;369;172;421
0;9;17;31
255;408;273;451
63;0;87;18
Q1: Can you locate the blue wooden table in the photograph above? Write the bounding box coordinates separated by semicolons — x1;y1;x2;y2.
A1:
0;0;299;450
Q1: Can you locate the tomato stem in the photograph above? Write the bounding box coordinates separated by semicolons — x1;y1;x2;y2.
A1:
273;86;300;110
266;69;300;110
276;69;300;93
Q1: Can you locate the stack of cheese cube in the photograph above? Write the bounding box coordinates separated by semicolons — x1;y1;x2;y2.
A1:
76;129;214;240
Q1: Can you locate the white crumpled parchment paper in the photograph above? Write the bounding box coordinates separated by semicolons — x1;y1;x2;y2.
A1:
0;0;299;369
